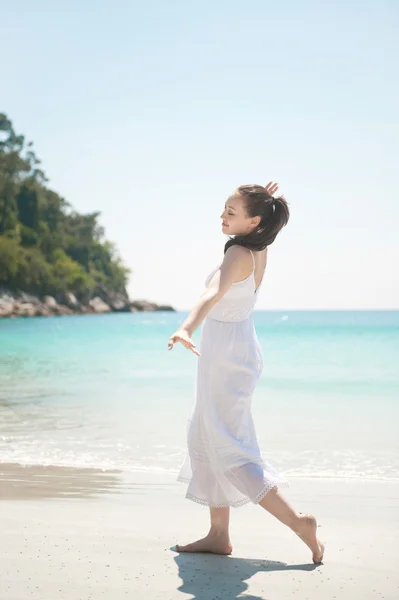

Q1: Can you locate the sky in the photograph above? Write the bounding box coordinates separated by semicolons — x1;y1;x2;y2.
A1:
1;0;398;310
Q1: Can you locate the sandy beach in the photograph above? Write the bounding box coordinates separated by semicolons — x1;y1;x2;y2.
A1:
1;463;398;600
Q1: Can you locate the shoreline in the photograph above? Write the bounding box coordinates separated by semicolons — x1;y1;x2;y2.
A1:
1;460;399;486
0;289;175;318
0;307;174;319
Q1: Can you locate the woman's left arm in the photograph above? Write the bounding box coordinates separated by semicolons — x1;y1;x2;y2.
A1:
168;246;247;355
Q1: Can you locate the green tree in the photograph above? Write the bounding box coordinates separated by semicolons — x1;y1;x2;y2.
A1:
0;236;24;281
0;114;129;299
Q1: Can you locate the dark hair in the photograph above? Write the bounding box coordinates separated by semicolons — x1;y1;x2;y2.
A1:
224;184;290;253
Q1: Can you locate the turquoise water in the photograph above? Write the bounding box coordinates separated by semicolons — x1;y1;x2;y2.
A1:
0;311;398;481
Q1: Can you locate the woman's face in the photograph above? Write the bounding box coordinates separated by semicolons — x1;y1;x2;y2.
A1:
220;193;260;236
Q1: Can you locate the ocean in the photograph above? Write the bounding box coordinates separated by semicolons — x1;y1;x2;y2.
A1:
0;311;398;482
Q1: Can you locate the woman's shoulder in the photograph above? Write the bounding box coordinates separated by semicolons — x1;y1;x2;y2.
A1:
225;244;267;256
224;244;252;263
223;246;255;281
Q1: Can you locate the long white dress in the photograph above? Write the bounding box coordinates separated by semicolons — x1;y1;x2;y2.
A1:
178;251;287;508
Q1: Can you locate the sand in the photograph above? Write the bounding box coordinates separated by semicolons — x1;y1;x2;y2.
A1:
1;463;398;600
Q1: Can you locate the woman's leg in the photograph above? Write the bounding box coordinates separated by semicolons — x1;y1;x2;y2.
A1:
259;487;324;563
176;507;232;554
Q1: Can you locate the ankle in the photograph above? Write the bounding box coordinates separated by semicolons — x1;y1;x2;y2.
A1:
209;526;229;538
288;513;303;532
294;514;315;533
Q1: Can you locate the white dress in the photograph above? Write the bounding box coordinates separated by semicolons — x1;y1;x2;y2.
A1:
178;250;287;508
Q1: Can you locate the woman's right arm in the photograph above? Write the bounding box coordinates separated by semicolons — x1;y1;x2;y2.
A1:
168;246;251;355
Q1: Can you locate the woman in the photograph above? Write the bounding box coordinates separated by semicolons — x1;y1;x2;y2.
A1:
168;181;324;564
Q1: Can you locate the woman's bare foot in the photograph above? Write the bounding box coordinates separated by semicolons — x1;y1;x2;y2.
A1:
295;515;324;564
176;530;232;555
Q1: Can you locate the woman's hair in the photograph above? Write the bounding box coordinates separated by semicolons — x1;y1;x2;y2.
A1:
224;184;290;253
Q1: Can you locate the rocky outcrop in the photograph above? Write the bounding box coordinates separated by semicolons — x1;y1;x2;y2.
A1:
130;300;174;312
57;292;80;309
93;286;131;312
88;297;112;314
0;288;175;318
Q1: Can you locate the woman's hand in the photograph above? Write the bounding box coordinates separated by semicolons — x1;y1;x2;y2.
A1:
168;328;200;356
265;181;279;196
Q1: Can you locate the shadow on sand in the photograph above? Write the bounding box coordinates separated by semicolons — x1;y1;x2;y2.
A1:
174;552;320;600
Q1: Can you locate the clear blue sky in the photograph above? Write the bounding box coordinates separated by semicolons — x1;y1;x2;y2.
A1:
2;0;398;309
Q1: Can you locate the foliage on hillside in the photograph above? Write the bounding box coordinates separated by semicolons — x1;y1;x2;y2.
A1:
0;114;129;298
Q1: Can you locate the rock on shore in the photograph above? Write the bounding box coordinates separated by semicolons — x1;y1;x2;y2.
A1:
0;288;175;318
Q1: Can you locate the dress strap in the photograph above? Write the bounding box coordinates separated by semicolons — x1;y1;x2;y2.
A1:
249;250;255;272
